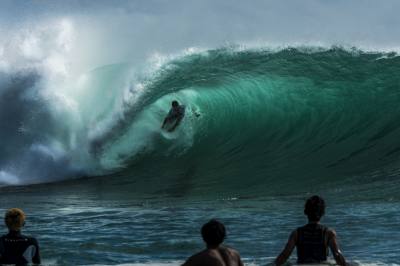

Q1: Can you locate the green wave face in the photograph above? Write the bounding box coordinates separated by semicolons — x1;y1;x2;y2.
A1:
2;47;400;196
90;48;400;197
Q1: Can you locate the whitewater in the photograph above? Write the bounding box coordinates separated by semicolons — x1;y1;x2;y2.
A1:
1;4;400;265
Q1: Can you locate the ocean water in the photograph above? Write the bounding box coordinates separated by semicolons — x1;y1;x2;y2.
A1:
1;46;400;265
0;180;399;265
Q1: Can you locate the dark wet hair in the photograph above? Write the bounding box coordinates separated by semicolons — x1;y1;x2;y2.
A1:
304;195;326;222
172;100;179;107
201;219;226;246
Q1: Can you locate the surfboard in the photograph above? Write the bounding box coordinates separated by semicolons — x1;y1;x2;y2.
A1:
160;118;180;139
162;118;178;132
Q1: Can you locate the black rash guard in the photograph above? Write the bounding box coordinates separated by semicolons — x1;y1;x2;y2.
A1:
296;223;328;264
0;231;41;265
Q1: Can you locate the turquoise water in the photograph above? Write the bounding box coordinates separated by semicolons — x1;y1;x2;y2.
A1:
1;47;400;264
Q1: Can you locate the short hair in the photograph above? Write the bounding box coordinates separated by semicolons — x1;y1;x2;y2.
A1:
201;219;226;246
304;195;326;221
5;208;26;231
172;100;179;107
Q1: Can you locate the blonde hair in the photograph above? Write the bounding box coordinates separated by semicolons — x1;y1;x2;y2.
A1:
5;208;26;231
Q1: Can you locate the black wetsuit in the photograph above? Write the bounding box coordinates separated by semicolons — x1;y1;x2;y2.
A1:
0;231;41;265
296;223;329;264
166;105;185;121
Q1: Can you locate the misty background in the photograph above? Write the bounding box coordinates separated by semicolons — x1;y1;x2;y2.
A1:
0;0;399;73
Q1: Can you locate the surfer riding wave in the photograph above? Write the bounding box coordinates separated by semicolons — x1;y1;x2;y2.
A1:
161;100;186;132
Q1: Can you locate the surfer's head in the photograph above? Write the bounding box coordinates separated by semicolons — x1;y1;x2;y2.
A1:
304;195;326;222
201;219;226;247
172;100;179;107
5;208;26;231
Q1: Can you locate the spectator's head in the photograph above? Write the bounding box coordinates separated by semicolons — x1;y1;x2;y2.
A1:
172;100;179;107
5;208;26;231
201;219;226;247
304;195;326;222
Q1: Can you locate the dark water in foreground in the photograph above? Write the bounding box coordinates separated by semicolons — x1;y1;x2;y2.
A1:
1;177;399;266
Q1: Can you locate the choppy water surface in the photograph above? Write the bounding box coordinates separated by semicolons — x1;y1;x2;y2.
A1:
0;180;398;266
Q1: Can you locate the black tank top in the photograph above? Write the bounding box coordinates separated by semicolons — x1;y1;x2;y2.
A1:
296;223;328;263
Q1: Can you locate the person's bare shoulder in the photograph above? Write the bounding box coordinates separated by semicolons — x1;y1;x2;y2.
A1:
185;249;232;266
228;247;241;258
221;246;244;265
182;250;207;266
327;228;337;239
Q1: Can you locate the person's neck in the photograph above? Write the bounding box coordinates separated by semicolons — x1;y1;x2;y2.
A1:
206;244;220;250
308;220;320;224
9;230;21;234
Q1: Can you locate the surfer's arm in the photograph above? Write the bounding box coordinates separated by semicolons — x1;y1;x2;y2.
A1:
328;229;348;266
275;230;297;266
181;252;201;266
